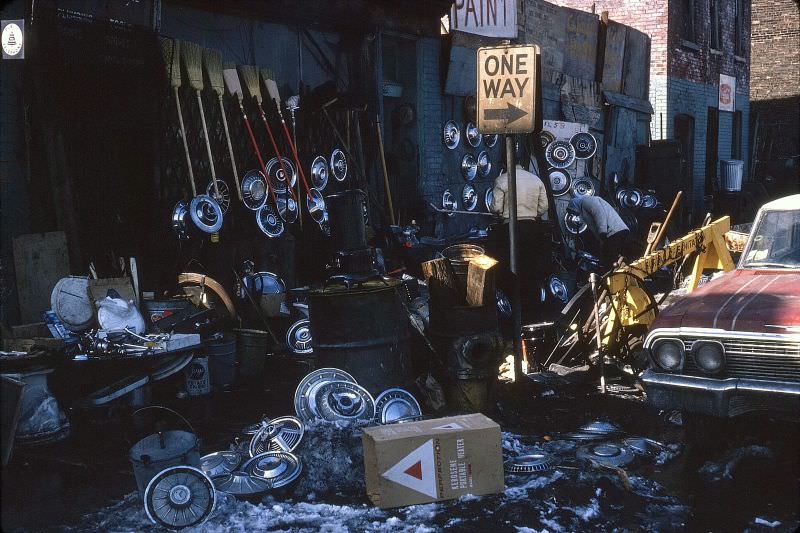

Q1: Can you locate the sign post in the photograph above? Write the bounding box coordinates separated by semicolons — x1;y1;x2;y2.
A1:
477;44;538;384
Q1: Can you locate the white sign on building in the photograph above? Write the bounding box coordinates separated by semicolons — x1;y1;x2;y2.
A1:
719;73;736;112
449;0;517;39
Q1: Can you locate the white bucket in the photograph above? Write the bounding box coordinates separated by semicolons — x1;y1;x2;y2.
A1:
184;356;211;396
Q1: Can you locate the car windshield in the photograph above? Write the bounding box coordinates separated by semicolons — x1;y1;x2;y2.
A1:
740;209;800;269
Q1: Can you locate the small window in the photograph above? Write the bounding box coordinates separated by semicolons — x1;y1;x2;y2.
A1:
681;0;695;42
709;0;721;50
732;111;742;159
734;0;745;56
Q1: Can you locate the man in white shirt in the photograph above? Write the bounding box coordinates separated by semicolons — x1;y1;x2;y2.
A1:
491;164;549;221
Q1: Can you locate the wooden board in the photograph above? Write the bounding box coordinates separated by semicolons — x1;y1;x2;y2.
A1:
563;9;599;81
622;28;650;100
12;232;71;324
466;255;498;307
602;21;626;93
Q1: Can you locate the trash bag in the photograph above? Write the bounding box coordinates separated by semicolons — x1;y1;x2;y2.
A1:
96;296;146;334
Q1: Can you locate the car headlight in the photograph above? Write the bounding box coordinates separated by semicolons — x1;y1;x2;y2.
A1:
692;341;725;374
652;339;684;371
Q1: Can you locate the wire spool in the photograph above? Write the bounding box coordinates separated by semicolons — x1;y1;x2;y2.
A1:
242;451;302;489
571;176;596;197
462;184;478;211
255;204;284;238
306;188;326;224
564;212;587;235
442;189;456;215
313;380;376;422
443;120;460;149
461;154;478;181
248;416;304;456
483;134;498;148
504;452;556;474
465;122;481;147
330;148;348;182
189;194;223;233
294;368;357;422
241;170;268;210
171;201;190;240
200;450;243;478
570;132;598;159
206;180;231;215
477;151;492;177
143;466;216;530
286;318;313;355
539;130;555;149
374;388;422;424
309;156;329;191
547;168;572;197
545;140;576;169
266;157;297;193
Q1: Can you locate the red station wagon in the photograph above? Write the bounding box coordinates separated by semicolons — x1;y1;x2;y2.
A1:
641;194;800;419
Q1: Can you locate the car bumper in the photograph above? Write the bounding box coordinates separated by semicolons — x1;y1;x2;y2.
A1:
640;369;800;418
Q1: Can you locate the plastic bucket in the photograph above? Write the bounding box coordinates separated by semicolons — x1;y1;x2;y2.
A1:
236;329;271;378
128;407;200;500
206;334;237;390
720;160;744;192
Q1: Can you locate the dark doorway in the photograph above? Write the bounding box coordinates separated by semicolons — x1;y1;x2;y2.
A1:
674;113;695;193
705;107;719;193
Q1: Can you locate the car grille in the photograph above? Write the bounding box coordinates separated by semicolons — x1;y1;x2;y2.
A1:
683;338;800;382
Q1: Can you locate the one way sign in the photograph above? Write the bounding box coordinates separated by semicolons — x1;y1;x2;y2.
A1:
476;44;539;134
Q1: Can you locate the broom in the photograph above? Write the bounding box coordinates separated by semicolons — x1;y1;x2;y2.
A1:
242;66;299;210
204;48;243;202
160;38;196;197
225;65;277;211
181;41;221;201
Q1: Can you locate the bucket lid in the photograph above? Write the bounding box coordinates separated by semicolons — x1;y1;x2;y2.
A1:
130;430;198;463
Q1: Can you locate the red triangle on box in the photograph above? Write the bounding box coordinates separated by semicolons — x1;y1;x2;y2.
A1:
404;460;422;480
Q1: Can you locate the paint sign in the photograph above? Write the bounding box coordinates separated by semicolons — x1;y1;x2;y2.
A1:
719;73;735;112
449;0;517;38
476;44;539;134
1;19;24;59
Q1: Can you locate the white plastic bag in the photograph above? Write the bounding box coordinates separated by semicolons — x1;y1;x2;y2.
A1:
96;296;146;334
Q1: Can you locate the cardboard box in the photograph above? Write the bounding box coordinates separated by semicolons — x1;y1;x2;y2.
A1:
362;413;503;508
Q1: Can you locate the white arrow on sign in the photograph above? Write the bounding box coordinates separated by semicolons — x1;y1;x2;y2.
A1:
476;44;539;135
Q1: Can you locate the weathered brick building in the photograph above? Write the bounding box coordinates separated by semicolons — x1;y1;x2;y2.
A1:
553;0;751;217
749;0;799;195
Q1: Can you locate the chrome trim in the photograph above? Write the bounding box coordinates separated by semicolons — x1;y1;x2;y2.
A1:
644;327;800;349
641;369;800;396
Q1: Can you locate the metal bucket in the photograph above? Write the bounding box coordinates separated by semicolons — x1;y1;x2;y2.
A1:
206;334;237;390
326;189;367;252
129;407;200;500
720;159;744;192
308;279;413;394
236;329;271;378
521;322;557;373
441;244;485;289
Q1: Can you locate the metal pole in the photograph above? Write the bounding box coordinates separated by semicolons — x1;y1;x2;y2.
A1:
505;135;523;383
589;273;606;394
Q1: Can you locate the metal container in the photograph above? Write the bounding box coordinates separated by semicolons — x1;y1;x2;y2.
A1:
441;244;485;290
141;299;193;332
235;329;271;378
184;356;211;396
521;322;557;373
205;334;237;390
308;279;413;394
720;159;744;191
326;189;367;252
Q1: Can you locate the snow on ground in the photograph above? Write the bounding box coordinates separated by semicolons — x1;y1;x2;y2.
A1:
69;421;689;532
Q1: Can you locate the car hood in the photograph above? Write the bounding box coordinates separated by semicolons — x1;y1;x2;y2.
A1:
654;270;800;333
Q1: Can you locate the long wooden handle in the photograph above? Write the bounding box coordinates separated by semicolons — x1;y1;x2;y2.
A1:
238;102;278;207
173;87;196;197
196;91;219;196
218;95;242;201
376;116;396;225
648;191;683;255
258;104;303;200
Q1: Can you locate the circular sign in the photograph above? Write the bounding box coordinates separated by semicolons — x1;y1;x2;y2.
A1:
2;23;23;57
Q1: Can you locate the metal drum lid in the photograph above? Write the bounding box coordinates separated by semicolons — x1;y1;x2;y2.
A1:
286;318;313;355
255;204;285;238
504;452;557;474
465;122;481;147
564;212;587;235
570;132;598;159
461;154;478;181
144;466;216;530
623;437;664;458
330;148;348;182
313;380;376;422
211;470;271;496
539;130;555;149
548;275;569;303
241;170;268;210
374;388;422;424
201;450;243;478
477;151;492;177
617;188;643;208
207;180;231;215
310;156;329;191
577;443;634;468
243;451;302;489
171;201;190;240
462;184;478;211
266;157;297;193
442;189;456;215
189;194;223;233
545;140;576;169
443;120;460;149
294;368;358;422
483;134;498;148
51;276;94;332
484;188;494;212
547;168;572;196
306;188;326;224
249;416;304;456
275;195;298;223
641;194;658;209
572;176;596;197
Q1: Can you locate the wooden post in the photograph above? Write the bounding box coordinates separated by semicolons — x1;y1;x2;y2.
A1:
466;255;498;307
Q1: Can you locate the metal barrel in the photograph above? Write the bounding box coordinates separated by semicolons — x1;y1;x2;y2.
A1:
720;159;744;191
308;279;413;394
205;334;237;390
326;189;367;252
235;329;271;378
441;244;485;289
